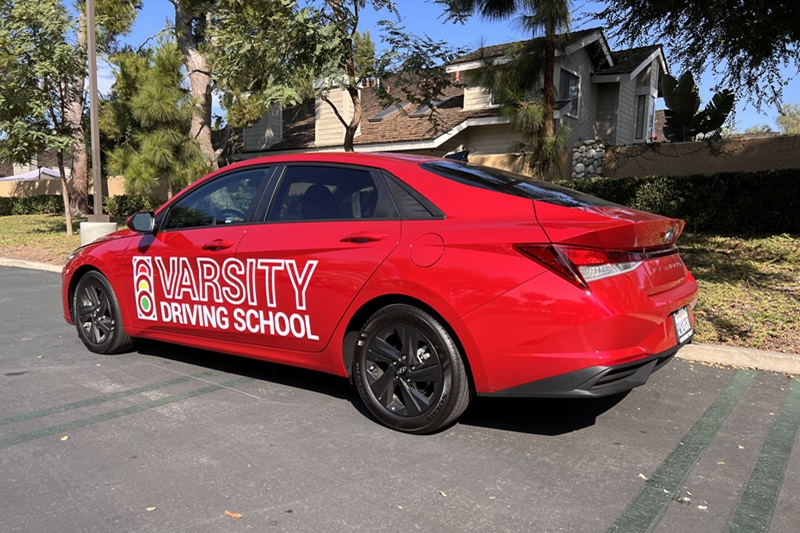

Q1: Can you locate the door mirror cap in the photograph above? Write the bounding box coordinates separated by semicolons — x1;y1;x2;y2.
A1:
126;211;156;233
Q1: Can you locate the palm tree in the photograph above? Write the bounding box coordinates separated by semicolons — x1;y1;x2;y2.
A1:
441;0;571;177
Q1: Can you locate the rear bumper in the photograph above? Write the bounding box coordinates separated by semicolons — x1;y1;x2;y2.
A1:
480;339;689;398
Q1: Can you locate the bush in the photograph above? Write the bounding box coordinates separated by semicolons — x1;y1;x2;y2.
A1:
556;169;800;234
0;195;64;216
103;195;162;218
0;194;163;218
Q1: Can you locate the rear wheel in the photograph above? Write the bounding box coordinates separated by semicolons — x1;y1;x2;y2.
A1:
73;271;135;354
353;304;470;434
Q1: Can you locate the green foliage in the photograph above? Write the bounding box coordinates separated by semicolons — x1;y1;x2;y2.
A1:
0;0;80;163
556;169;800;234
208;0;311;127
0;195;66;217
776;103;800;135
103;41;210;196
103;194;161;217
592;0;799;110
375;21;468;132
661;72;735;142
744;124;773;134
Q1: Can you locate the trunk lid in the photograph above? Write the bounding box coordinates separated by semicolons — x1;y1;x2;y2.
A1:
534;202;688;295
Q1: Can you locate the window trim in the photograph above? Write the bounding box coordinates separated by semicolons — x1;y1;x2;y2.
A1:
558;67;581;119
260;162;400;223
157;165;275;233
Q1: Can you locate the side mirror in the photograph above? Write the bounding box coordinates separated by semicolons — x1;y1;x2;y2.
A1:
126;211;156;233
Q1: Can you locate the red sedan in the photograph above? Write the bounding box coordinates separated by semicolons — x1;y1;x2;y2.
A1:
62;153;697;433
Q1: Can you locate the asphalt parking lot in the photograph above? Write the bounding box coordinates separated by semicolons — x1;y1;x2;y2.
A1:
1;266;798;532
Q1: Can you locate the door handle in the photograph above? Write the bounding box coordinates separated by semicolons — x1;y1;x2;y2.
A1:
201;239;234;251
340;232;388;243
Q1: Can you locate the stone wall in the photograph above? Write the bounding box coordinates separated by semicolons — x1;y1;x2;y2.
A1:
570;140;606;178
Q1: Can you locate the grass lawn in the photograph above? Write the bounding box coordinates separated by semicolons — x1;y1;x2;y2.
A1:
1;214;798;354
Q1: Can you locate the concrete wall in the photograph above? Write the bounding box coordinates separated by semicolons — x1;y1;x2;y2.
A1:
0;175;165;200
605;135;800;178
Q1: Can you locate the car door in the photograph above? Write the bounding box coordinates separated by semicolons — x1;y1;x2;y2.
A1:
234;163;402;353
126;166;273;343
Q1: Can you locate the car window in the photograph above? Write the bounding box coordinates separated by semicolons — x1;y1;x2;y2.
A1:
268;165;398;222
421;160;620;208
162;168;267;230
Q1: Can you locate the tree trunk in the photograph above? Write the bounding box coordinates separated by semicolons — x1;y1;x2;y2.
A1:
543;38;556;137
67;12;89;216
343;85;362;152
57;152;73;236
174;3;217;170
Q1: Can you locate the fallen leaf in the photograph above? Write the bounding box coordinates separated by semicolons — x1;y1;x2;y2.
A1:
146;507;156;512
224;511;242;519
439;491;447;497
60;436;69;441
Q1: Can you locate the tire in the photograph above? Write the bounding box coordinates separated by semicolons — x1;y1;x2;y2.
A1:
72;271;136;354
353;304;470;434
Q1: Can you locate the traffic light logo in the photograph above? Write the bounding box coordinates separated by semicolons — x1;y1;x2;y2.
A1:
133;256;157;321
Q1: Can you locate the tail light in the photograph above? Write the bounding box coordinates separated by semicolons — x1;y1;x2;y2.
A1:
515;244;676;289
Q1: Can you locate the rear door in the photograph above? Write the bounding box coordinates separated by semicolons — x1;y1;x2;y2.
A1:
234;163;402;352
127;166;272;342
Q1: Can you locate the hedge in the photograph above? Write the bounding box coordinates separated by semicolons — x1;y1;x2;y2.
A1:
555;168;800;234
0;194;162;218
2;169;798;234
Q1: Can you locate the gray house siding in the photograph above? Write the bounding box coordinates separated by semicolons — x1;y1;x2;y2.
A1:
242;105;283;152
616;79;636;145
595;84;619;143
558;47;598;147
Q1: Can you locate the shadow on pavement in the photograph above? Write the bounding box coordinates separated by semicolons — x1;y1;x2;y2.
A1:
134;339;628;436
458;393;630;435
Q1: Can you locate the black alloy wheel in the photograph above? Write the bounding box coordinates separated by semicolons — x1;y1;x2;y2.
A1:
354;304;470;434
73;271;135;354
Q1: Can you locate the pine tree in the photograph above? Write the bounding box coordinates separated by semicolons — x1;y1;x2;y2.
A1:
103;41;209;199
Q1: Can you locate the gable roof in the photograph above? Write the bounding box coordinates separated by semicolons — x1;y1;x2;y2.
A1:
597;45;664;75
264;83;503;153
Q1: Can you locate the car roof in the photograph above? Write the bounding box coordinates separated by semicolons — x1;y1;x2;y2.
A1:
225;152;440;173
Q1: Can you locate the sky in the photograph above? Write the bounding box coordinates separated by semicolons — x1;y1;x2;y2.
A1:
108;0;800;132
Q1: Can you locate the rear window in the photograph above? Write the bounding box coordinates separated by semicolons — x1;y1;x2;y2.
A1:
421;161;618;208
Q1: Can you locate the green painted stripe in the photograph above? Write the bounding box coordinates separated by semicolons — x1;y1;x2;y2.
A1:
608;370;757;533
0;377;252;449
727;378;800;533
0;370;218;427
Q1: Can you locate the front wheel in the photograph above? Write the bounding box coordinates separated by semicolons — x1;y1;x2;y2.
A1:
72;271;136;354
353;304;471;434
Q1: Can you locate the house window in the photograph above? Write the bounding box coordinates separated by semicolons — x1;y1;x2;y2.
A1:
559;69;579;116
635;94;647;140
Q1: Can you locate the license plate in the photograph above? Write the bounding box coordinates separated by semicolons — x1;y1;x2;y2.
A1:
673;306;693;344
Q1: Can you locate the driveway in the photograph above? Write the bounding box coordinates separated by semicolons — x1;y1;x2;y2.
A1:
1;266;798;532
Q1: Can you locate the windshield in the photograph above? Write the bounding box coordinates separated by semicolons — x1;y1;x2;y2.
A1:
421;161;619;208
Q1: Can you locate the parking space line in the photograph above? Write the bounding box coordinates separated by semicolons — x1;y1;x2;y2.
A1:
727;378;800;533
0;370;218;428
607;370;757;533
0;377;252;449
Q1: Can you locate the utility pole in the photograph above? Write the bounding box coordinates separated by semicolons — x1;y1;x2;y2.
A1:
81;0;116;244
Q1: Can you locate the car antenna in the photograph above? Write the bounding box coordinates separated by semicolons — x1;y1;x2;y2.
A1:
444;150;469;162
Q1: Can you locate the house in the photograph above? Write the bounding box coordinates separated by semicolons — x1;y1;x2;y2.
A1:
238;28;668;170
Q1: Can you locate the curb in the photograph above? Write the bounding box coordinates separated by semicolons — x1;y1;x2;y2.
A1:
1;256;798;375
677;342;800;376
0;257;62;274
